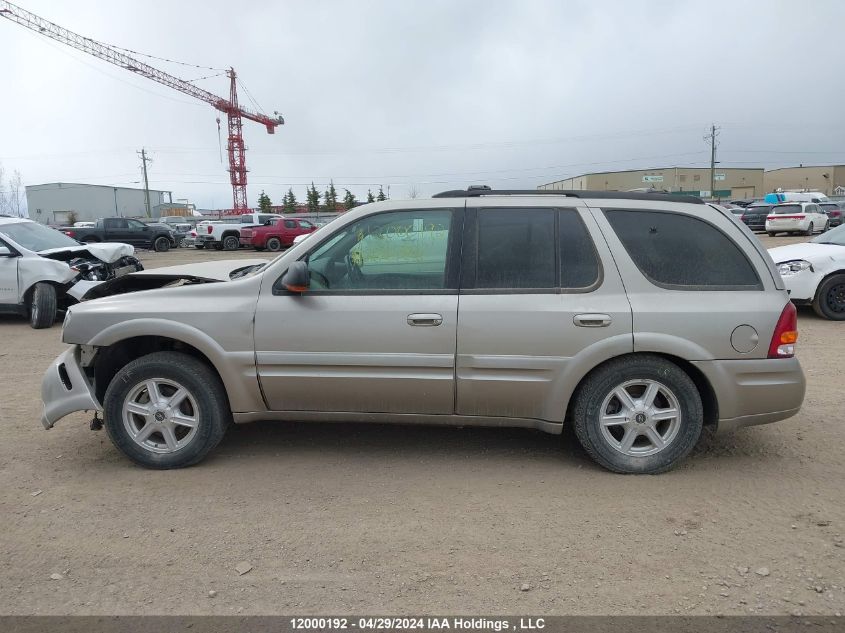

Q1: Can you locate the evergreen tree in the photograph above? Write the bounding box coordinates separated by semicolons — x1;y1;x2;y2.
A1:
323;180;338;212
376;186;386;201
306;182;320;213
343;189;357;210
257;190;272;212
283;187;297;213
366;189;375;204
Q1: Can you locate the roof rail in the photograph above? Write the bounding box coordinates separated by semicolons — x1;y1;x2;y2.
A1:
432;188;705;204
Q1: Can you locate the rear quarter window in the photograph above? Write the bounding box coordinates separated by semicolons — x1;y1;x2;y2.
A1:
605;209;762;290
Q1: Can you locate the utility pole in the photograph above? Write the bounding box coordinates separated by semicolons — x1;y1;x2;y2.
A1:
704;124;720;200
138;148;152;217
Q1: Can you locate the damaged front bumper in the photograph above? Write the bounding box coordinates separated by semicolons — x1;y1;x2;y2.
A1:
41;346;101;429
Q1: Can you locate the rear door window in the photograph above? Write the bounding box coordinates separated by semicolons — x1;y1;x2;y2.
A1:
476;209;555;289
605;209;761;290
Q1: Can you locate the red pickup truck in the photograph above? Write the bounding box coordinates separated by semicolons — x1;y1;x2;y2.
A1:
239;217;316;251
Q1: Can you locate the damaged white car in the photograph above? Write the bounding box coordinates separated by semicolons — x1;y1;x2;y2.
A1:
0;217;143;328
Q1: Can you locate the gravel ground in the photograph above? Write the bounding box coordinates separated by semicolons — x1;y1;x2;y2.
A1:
0;234;843;616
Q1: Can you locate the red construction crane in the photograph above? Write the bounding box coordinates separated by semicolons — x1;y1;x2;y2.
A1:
0;0;283;213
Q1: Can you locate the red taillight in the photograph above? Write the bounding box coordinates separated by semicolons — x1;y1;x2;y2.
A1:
64;230;76;237
830;211;841;218
768;302;798;359
767;215;805;220
207;225;213;234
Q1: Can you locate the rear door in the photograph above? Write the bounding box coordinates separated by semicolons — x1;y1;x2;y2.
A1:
455;200;633;421
103;218;130;242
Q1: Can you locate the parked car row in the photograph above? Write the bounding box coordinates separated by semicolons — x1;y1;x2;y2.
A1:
730;200;843;235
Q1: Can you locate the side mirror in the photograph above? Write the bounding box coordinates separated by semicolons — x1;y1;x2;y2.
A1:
0;246;14;257
281;261;310;293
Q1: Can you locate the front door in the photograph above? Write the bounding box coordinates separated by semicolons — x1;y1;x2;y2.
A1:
455;203;633;420
126;219;151;246
0;239;19;305
254;207;463;414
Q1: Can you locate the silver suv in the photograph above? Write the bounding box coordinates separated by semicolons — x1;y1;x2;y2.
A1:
41;190;806;473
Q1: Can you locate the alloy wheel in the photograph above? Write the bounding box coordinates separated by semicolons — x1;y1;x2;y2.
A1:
598;379;682;457
122;378;200;454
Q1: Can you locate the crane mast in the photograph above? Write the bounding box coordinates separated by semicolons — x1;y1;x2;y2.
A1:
0;0;283;213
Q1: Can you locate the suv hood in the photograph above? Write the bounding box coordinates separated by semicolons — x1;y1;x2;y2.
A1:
132;259;268;280
38;242;134;263
79;258;268;301
768;242;845;264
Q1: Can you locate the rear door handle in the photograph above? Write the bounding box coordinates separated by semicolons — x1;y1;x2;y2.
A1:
573;313;612;328
407;313;443;327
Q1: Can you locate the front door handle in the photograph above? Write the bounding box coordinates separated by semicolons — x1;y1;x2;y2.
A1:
573;313;612;328
407;313;443;327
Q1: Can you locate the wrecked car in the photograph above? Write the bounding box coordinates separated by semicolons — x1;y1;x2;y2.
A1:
0;217;143;328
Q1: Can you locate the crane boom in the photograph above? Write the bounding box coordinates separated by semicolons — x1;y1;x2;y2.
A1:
0;0;283;212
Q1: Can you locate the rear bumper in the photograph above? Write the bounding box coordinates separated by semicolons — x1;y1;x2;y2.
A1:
766;219;808;233
41;346;101;429
691;357;805;434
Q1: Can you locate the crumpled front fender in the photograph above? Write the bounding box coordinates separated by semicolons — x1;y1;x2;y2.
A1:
41;346;101;429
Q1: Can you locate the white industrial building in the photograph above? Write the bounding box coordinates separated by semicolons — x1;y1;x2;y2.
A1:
25;183;172;225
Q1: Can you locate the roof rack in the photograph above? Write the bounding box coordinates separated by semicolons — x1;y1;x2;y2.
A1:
432;188;705;204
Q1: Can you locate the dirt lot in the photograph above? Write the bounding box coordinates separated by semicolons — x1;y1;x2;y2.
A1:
1;235;843;616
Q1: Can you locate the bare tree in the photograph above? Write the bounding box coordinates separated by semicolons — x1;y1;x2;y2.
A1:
0;163;26;217
407;184;419;199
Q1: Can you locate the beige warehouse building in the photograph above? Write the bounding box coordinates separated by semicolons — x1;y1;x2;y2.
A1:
763;165;845;197
539;167;764;199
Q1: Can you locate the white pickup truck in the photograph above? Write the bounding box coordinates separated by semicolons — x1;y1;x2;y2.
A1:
194;212;283;251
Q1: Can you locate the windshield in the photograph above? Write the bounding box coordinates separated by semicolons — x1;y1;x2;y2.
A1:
811;223;845;245
773;204;802;215
0;221;80;251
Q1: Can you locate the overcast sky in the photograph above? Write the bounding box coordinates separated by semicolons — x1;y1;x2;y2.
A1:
2;0;845;210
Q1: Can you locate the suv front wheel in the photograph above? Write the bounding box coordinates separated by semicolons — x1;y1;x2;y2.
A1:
103;351;230;469
572;355;703;474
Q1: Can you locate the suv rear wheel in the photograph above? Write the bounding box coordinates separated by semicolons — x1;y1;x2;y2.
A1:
153;236;170;252
266;237;282;252
103;351;230;469
572;355;703;474
223;235;240;251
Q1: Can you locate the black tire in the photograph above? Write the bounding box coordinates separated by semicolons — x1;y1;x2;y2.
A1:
571;354;703;474
823;221;830;232
103;351;231;469
194;244;205;250
28;282;57;329
265;237;282;252
222;235;240;251
804;222;814;236
767;232;776;237
153;236;170;252
812;273;845;321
